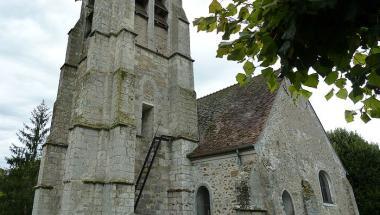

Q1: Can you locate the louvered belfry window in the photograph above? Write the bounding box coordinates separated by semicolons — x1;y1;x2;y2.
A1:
135;0;148;16
155;0;168;28
85;0;95;37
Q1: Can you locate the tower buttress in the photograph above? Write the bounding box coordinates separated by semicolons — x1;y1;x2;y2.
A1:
33;0;198;214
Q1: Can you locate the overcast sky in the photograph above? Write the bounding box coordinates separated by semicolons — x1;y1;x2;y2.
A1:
0;0;378;168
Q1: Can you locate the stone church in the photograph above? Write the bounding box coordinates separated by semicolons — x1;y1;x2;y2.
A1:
32;0;359;214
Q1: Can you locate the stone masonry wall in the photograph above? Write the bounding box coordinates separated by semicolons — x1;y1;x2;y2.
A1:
254;82;359;215
191;152;258;215
34;0;197;214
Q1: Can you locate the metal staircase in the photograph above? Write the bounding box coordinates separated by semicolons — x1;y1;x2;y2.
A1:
134;135;172;210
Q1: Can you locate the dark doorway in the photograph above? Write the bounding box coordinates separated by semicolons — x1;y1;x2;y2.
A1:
196;186;211;215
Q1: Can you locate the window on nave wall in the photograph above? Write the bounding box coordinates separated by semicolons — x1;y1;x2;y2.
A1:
282;190;295;215
155;0;168;28
319;171;334;204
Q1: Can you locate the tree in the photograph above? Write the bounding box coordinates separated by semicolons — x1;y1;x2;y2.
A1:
328;128;380;214
0;168;4;198
0;101;50;215
194;0;380;122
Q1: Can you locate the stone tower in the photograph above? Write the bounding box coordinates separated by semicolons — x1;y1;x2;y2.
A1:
33;0;198;214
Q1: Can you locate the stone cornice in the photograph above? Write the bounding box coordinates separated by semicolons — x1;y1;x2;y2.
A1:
60;63;78;70
188;144;255;160
167;188;194;193
34;185;54;190
90;28;138;38
234;207;267;212
69;122;136;132
42;142;68;149
135;43;194;62
173;135;199;143
78;56;87;66
169;52;195;62
82;180;134;186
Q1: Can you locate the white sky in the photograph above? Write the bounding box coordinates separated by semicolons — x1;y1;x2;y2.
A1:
0;0;378;167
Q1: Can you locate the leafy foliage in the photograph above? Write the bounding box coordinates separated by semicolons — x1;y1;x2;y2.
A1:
328;128;380;214
194;0;380;122
0;161;40;215
0;101;50;215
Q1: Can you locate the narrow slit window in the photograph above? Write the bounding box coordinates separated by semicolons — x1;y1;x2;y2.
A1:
141;104;154;138
154;0;168;28
88;0;95;8
85;12;93;38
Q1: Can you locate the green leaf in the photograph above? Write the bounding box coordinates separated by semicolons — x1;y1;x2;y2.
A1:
335;78;346;89
360;112;371;123
366;53;380;69
262;68;279;92
348;89;364;104
243;61;255;76
353;53;366;65
227;46;246;61
313;62;331;77
345;110;356;123
300;89;312;99
363;96;380;109
259;34;278;62
226;3;237;16
369;109;380;118
239;7;250;20
324;71;339;85
217;42;232;58
288;85;298;98
304;73;319;88
368;72;380;87
236;73;247;86
370;47;380;54
336;88;348;100
209;0;222;13
325;89;334;101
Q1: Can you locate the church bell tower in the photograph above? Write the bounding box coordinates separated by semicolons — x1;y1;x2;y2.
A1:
33;0;198;214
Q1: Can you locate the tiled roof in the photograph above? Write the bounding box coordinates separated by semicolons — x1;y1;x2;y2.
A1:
188;75;278;159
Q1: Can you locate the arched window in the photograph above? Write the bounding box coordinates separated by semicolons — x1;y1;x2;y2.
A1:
319;171;333;204
282;190;295;215
196;186;211;215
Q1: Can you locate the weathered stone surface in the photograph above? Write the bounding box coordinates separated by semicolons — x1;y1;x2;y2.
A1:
33;0;358;214
33;0;197;214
